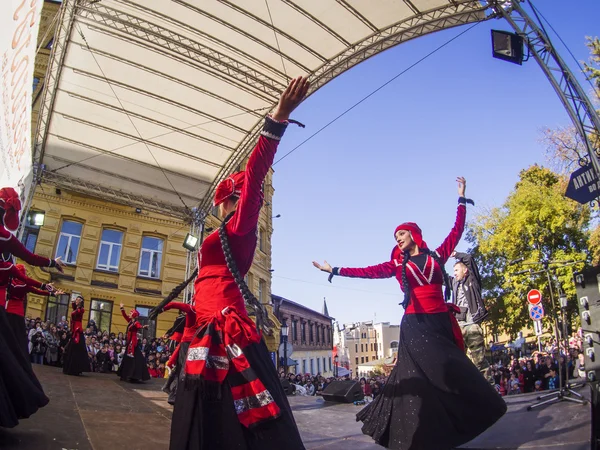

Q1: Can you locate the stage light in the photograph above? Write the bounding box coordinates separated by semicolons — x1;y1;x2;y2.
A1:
491;30;524;65
183;233;199;251
31;212;45;226
559;293;568;309
135;208;142;213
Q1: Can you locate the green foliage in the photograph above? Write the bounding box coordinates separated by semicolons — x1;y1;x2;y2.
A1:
467;166;591;336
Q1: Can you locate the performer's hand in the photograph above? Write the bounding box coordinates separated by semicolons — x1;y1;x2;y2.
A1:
54;257;65;273
272;76;310;122
457;176;466;197
312;260;333;273
119;303;124;309
451;251;457;257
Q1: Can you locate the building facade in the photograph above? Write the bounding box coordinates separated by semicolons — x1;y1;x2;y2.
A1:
272;295;334;377
22;0;281;351
334;320;400;376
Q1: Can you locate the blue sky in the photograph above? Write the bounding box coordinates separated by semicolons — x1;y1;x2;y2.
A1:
268;1;600;326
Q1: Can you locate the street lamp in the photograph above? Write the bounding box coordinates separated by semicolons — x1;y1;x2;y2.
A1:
281;320;289;375
182;233;199;251
334;355;339;378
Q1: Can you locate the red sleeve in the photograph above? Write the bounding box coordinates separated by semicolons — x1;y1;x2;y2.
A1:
120;308;131;323
435;203;466;263
339;260;397;279
10;266;44;288
27;287;51;296
0;230;53;267
162;302;194;314
227;135;278;236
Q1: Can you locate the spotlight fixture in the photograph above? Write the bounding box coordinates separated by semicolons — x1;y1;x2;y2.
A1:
135;208;142;214
491;30;524;65
183;233;199;251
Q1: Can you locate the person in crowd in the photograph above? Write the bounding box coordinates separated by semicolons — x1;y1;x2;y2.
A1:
313;177;506;450
63;296;91;376
117;304;150;383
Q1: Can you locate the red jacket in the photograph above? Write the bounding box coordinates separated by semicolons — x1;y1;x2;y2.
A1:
337;203;466;315
121;308;143;356
0;225;54;267
192;135;279;328
7;280;51;316
0;262;46;308
70;301;85;344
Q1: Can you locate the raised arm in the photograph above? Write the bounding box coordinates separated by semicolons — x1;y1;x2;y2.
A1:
27;286;53;296
9;265;46;289
435;177;469;263
0;228;65;271
228;76;310;236
119;304;131;323
313;257;397;280
162;301;194;315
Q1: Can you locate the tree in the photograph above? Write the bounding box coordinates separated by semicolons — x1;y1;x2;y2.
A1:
467;166;590;336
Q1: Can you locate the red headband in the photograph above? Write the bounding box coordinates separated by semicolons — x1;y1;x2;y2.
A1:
394;222;428;251
0;187;21;232
213;172;245;207
130;309;140;319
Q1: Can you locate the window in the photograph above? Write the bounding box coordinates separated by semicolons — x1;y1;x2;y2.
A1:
258;278;266;303
45;293;70;324
89;299;113;332
361;344;364;352
316;325;320;343
323;357;326;373
32;76;40;92
301;323;306;343
361;357;364;364
366;357;369;362
56;220;83;264
292;320;297;341
45;37;53;50
309;324;313;343
258;227;265;252
371;343;373;351
390;341;399;350
321;326;325;343
355;357;359;365
135;306;156;339
247;272;254;293
310;359;314;375
21;210;44;253
138;236;163;279
355;343;358;352
374;343;378;352
317;358;321;374
328;357;332;371
96;229;123;272
302;359;306;374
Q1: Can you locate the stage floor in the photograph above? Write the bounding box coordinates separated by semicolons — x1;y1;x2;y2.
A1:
0;365;592;449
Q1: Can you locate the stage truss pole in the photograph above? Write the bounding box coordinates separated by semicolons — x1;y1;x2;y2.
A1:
183;208;205;304
489;0;600;180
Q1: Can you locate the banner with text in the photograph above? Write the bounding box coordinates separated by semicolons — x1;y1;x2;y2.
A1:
1;0;45;204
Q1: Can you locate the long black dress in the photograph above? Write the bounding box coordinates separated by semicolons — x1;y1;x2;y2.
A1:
62;302;90;376
117;315;150;383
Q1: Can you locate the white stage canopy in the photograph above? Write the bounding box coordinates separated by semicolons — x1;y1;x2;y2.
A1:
34;0;487;220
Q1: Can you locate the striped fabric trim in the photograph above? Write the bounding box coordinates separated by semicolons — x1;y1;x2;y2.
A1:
233;389;276;415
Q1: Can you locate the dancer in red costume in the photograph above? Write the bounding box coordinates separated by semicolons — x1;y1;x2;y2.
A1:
7;264;64;356
157;301;196;405
63;296;91;375
117;304;151;382
167;76;309;450
313;178;506;450
0;187;64;427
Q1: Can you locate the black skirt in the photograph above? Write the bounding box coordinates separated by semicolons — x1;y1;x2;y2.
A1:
117;346;150;382
6;312;28;359
62;331;91;375
0;307;49;427
169;339;305;450
356;312;507;450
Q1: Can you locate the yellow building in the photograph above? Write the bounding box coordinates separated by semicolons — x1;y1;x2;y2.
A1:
21;0;280;351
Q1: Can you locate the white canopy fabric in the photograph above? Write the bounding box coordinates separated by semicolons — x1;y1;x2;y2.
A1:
34;0;487;220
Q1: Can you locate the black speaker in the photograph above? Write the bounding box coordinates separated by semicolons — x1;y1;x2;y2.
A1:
574;266;600;380
321;380;364;403
280;378;293;396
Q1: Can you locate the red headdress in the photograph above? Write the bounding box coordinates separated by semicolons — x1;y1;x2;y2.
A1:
213;172;245;207
394;222;429;251
0;187;22;232
130;309;140;319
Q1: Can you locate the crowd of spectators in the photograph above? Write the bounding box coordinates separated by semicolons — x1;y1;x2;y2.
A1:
24;316;171;379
